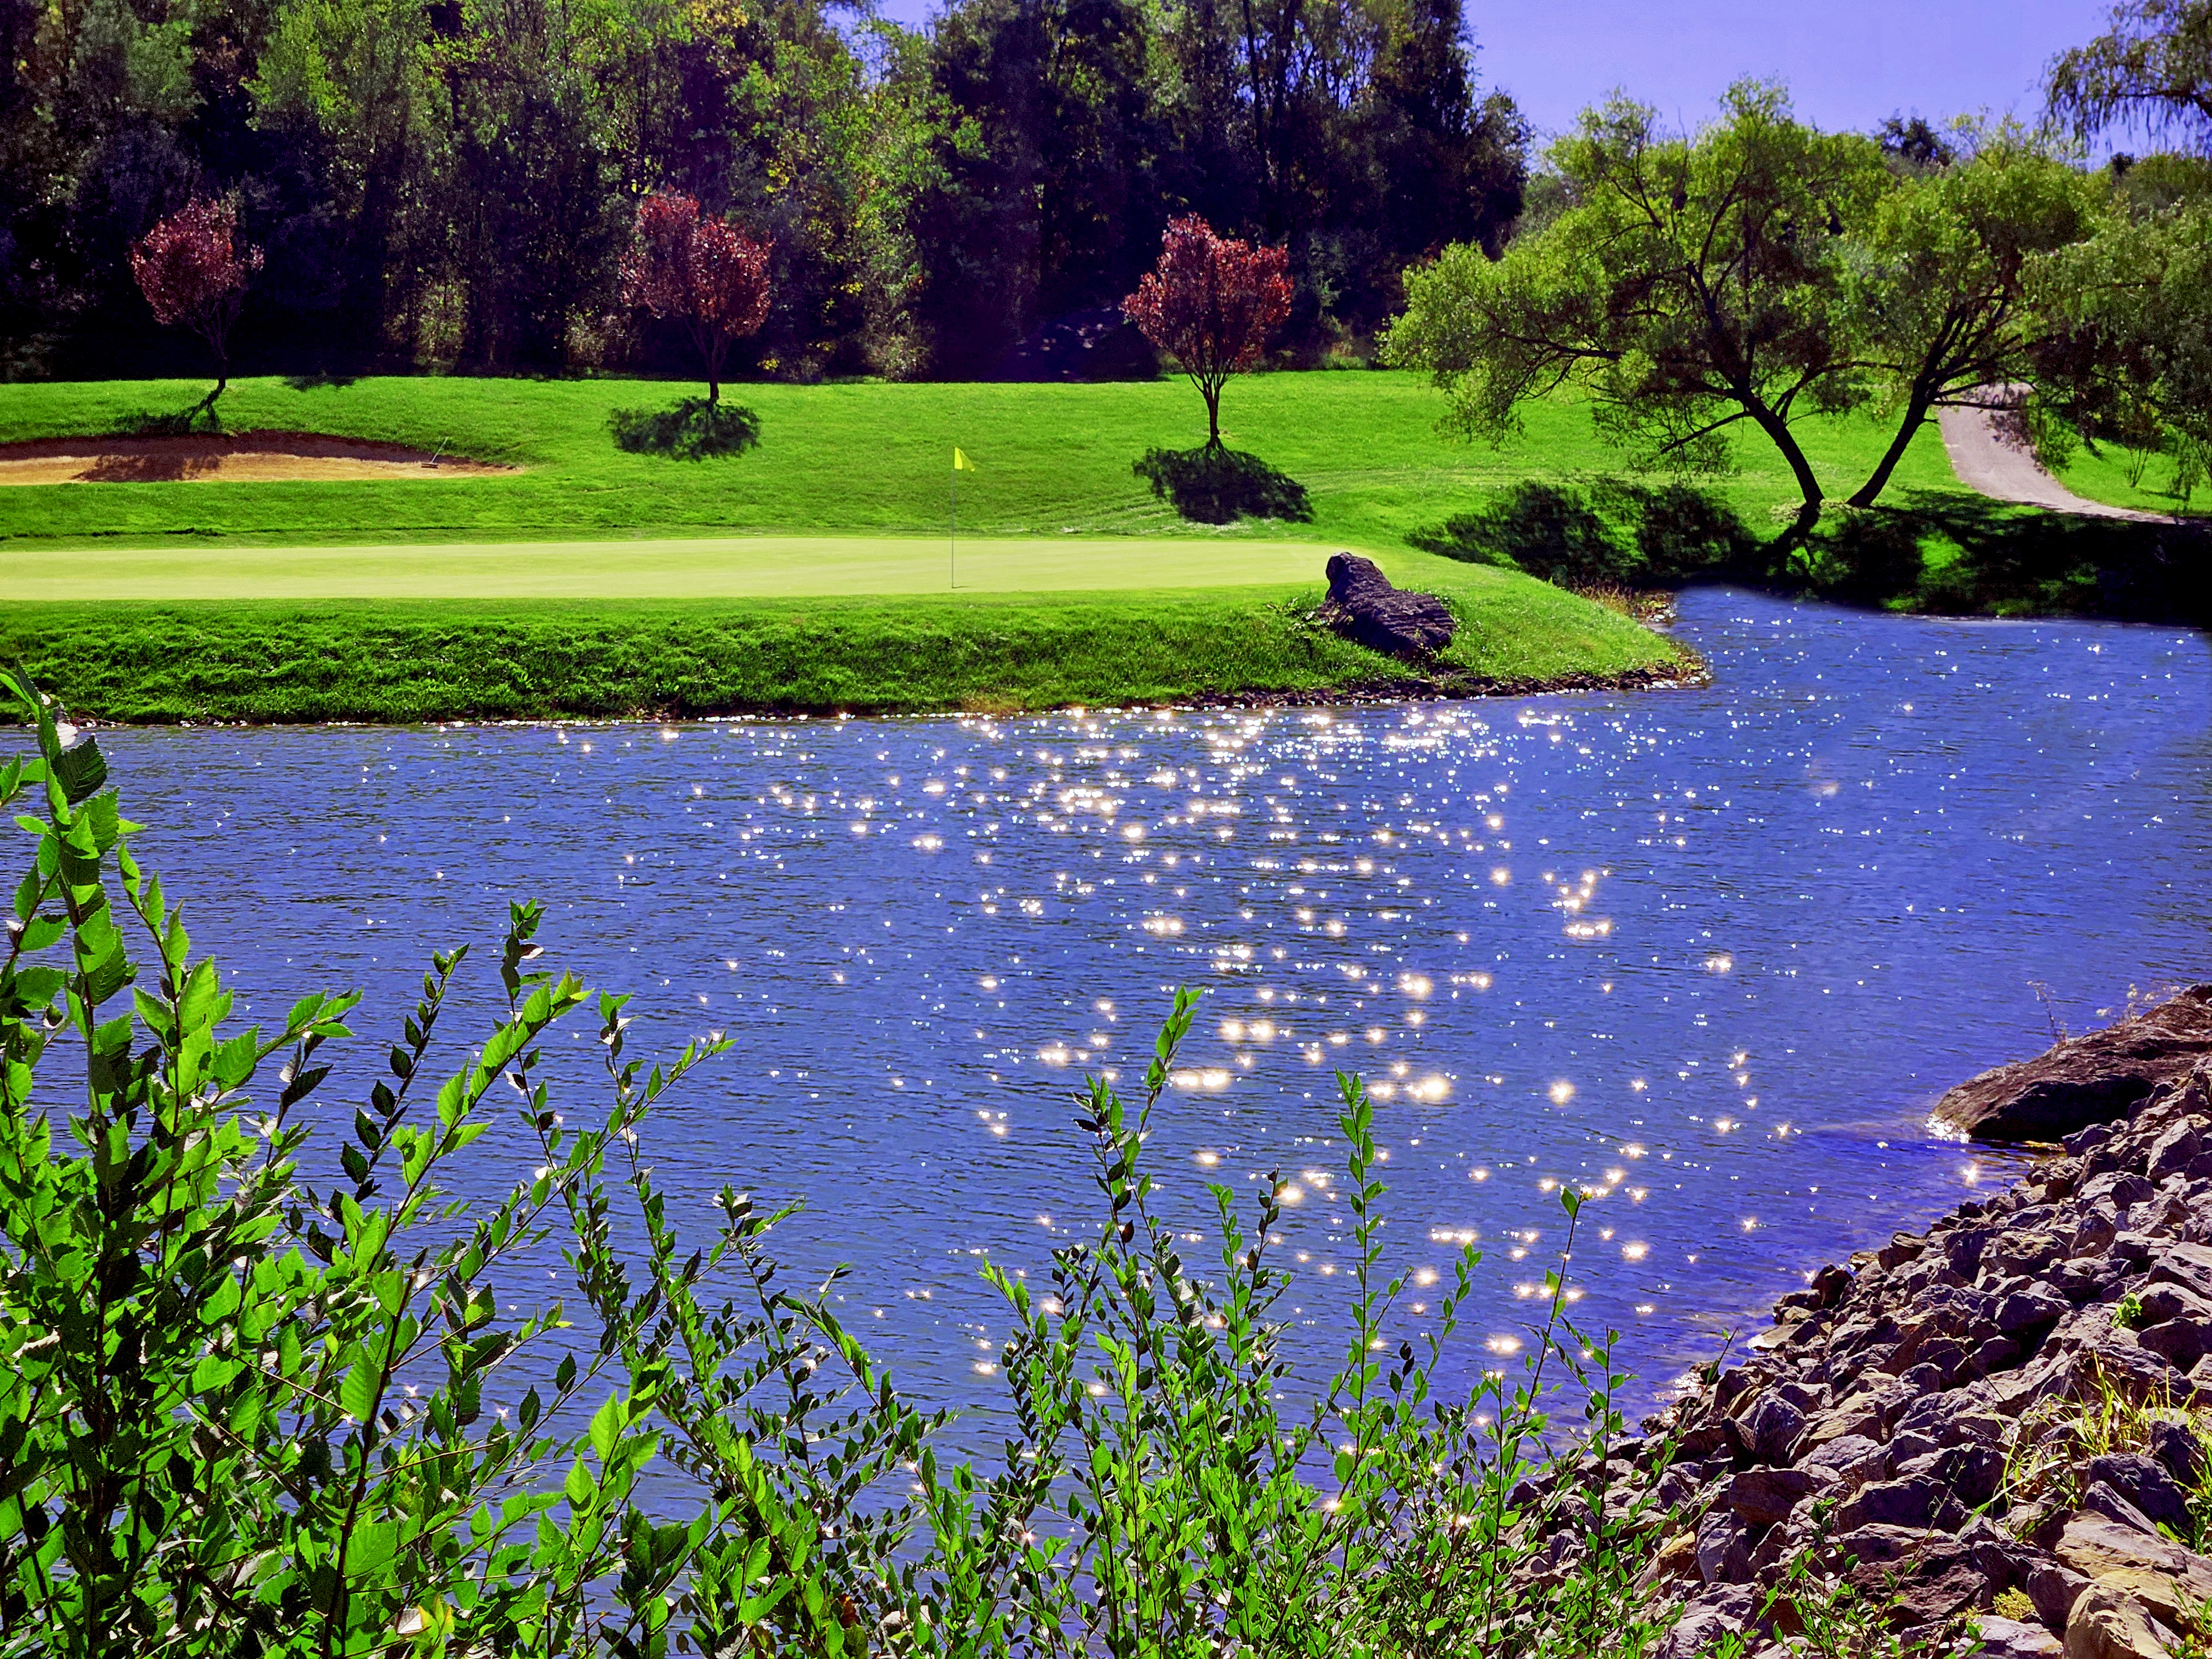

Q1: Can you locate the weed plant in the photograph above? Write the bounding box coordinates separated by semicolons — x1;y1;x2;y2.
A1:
0;665;1682;1656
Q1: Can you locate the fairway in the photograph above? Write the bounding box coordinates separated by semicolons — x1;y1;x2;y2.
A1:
0;535;1340;601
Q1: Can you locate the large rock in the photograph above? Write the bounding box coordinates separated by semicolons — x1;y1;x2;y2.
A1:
1318;554;1457;658
1931;987;2212;1141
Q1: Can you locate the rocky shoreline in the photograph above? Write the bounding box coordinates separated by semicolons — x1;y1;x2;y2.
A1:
1545;989;2212;1658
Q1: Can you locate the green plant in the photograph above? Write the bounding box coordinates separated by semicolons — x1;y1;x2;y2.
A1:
1727;1511;1981;1657
0;663;925;1656
0;660;1688;1657
2118;1290;2147;1328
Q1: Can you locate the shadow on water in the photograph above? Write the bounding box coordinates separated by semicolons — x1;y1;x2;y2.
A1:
1409;479;2212;625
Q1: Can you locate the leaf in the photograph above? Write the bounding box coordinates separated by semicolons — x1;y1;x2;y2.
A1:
50;737;107;805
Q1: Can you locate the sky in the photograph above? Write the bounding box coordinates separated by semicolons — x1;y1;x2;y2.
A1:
866;0;2117;146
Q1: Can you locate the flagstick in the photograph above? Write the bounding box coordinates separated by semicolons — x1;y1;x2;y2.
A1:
949;466;957;591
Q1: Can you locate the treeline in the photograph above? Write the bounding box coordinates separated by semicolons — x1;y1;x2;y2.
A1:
0;0;1527;380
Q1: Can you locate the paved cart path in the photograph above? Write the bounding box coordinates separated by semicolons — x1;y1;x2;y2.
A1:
1937;403;2174;522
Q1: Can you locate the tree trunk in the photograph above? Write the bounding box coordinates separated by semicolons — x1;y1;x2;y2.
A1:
1745;397;1824;511
1847;394;1933;509
1203;381;1222;447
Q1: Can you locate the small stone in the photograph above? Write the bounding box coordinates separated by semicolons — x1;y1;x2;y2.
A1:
1738;1391;1809;1464
2136;1317;2212;1371
1976;1614;2064;1656
2147;1419;2207;1487
2148;1240;2212;1302
1835;1475;1966;1534
2001;1285;2073;1332
2147;1121;2203;1182
2088;1454;2193;1536
2083;1479;2168;1539
1696;1509;1755;1585
1726;1466;1835;1526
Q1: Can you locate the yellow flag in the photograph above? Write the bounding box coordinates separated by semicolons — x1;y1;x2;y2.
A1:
953;447;977;472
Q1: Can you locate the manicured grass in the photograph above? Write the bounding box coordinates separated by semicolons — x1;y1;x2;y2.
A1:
0;556;1691;723
0;536;1346;601
2051;440;2209;519
0;373;1971;555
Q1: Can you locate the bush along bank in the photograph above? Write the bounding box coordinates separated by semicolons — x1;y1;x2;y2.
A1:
1543;1055;2212;1659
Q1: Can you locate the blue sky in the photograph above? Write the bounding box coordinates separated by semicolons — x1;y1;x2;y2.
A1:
867;0;2115;145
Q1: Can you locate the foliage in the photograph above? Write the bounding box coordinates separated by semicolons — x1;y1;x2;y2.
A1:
1389;87;2117;517
1839;123;2105;507
2048;0;2212;154
0;661;1699;1656
1124;216;1295;446
1386;83;1890;516
1133;444;1311;523
608;397;764;461
0;0;1526;380
127;198;264;410
0;664;928;1656
2030;199;2212;507
619;194;773;410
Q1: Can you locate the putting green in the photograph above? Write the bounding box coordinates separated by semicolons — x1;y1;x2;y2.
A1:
4;535;1344;601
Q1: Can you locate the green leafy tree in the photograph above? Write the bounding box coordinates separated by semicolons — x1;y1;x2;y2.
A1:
2030;199;2212;505
1386;82;1888;521
1840;125;2105;506
2048;0;2212;154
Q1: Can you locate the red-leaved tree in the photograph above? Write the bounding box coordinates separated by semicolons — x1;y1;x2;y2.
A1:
1123;215;1293;447
620;192;773;411
130;197;263;409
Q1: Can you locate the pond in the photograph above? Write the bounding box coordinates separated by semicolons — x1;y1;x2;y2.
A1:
36;587;2212;1422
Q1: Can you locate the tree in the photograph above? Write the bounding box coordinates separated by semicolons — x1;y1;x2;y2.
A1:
1386;84;1887;519
2030;200;2212;506
619;191;771;409
1841;127;2104;506
129;196;262;409
1123;213;1291;446
2048;0;2212;154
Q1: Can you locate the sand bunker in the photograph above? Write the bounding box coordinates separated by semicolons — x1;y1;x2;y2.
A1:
0;431;516;486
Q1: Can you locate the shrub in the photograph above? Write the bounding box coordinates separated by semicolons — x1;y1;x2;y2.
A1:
0;664;1676;1657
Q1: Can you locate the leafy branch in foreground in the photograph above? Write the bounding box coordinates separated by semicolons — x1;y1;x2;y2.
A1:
0;662;1681;1657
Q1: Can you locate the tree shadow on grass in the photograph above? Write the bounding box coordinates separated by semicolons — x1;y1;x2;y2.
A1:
109;403;225;439
609;397;761;461
1407;479;1760;588
1134;445;1311;524
1408;478;2212;624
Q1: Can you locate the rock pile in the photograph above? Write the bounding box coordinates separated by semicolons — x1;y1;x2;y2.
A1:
1546;1058;2212;1657
1318;554;1456;658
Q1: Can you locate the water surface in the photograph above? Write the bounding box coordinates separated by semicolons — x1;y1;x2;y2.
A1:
39;587;2212;1418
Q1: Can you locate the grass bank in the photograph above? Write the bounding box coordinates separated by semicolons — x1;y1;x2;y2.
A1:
0;552;1691;724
